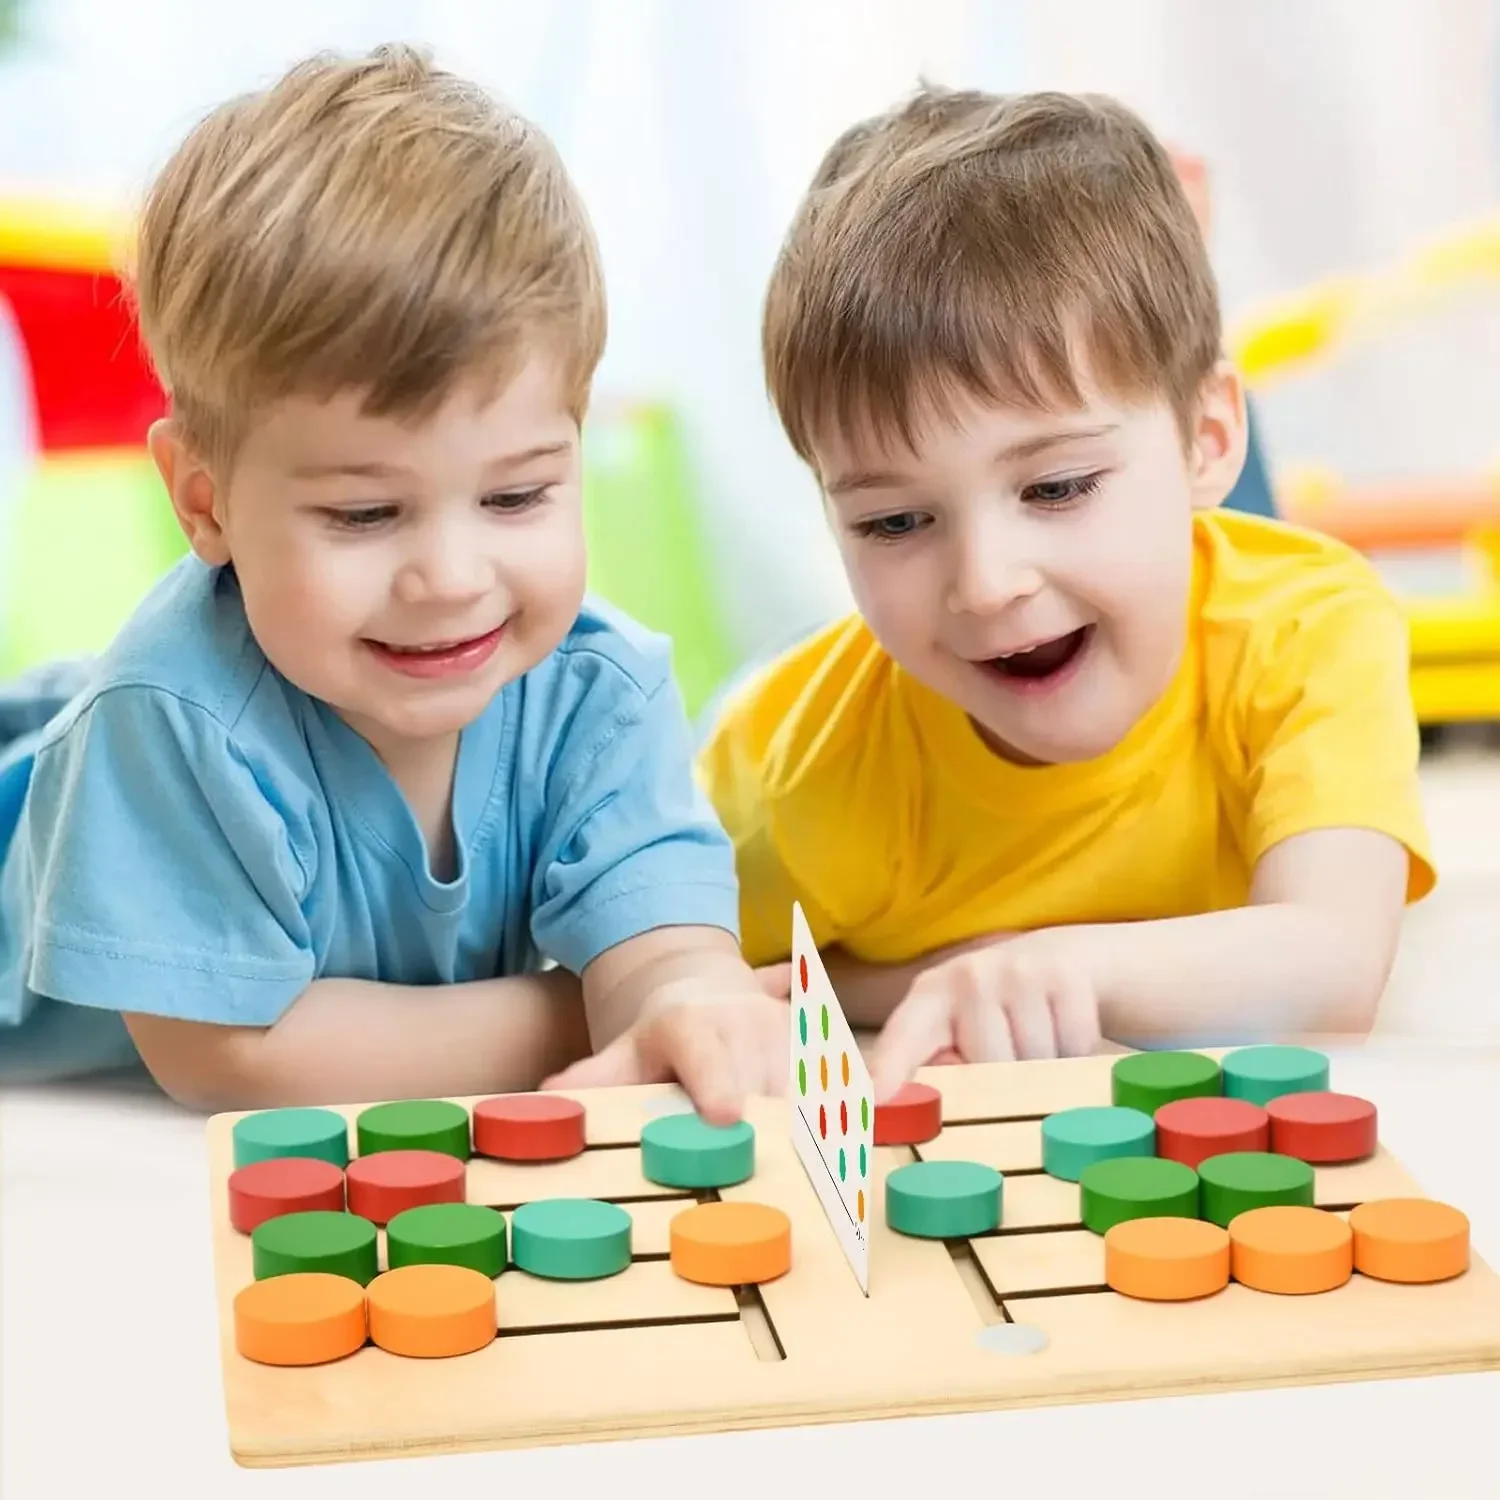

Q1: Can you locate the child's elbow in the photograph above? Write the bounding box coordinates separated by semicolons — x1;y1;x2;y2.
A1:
121;1012;271;1113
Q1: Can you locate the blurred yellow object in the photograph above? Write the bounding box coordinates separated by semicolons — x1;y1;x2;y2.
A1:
0;193;132;274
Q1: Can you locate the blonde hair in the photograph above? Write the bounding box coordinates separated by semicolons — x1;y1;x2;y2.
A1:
126;44;605;470
762;85;1221;466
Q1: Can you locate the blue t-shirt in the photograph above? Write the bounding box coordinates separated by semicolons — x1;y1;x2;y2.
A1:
0;557;740;1081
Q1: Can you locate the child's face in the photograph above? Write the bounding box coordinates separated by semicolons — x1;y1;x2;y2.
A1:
812;366;1244;766
159;351;587;764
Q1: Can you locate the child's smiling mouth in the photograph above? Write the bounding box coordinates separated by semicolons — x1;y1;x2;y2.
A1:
973;624;1094;692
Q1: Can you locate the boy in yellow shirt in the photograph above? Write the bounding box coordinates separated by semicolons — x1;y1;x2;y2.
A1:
696;86;1434;1100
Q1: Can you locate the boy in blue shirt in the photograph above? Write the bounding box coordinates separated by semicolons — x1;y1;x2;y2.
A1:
0;46;785;1118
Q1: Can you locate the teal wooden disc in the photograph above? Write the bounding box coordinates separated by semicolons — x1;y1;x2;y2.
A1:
510;1198;632;1279
1197;1151;1315;1226
1079;1156;1199;1234
885;1160;1003;1239
386;1202;508;1278
355;1099;471;1160
1111;1052;1222;1114
251;1210;379;1285
640;1112;754;1188
1220;1046;1330;1106
1041;1106;1156;1182
232;1107;349;1170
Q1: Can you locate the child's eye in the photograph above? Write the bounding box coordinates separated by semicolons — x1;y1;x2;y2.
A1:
323;504;397;530
483;486;549;512
852;511;930;542
1023;472;1105;507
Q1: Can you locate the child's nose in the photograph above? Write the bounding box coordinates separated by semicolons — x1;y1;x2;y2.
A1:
395;528;494;603
946;538;1043;616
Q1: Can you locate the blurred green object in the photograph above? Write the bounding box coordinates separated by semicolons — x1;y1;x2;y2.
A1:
580;402;735;717
0;403;735;714
0;449;185;676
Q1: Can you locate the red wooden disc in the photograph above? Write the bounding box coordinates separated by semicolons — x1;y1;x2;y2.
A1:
1154;1095;1270;1170
227;1156;346;1234
344;1149;465;1225
1267;1091;1377;1163
472;1094;586;1161
873;1082;943;1146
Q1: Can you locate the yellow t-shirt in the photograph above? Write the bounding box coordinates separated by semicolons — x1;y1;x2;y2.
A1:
696;509;1435;967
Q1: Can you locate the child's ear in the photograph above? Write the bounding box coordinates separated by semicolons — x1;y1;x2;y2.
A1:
1187;361;1249;512
148;418;232;565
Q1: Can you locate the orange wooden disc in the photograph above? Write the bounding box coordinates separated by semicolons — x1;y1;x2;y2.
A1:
1349;1198;1469;1284
1103;1215;1230;1301
233;1272;368;1366
366;1263;497;1357
1229;1204;1352;1294
669;1201;791;1286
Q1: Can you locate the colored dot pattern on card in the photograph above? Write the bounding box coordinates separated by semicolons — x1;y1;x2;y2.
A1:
793;944;871;1205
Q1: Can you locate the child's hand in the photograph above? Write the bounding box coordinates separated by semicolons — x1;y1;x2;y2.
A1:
541;984;789;1125
863;938;1102;1101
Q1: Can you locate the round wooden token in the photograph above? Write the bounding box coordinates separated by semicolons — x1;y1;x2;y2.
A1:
640;1113;754;1188
367;1263;496;1357
344;1149;466;1226
387;1203;508;1278
1110;1052;1221;1114
1266;1091;1377;1163
510;1198;633;1279
1154;1096;1271;1170
885;1160;1003;1239
1197;1151;1314;1227
1104;1216;1230;1301
1229;1205;1353;1294
228;1156;346;1234
873;1082;942;1146
1220;1045;1329;1106
1041;1105;1155;1182
233;1272;368;1366
355;1099;471;1160
251;1209;380;1286
1349;1198;1470;1283
670;1201;792;1286
231;1107;349;1170
472;1094;586;1160
1079;1156;1199;1234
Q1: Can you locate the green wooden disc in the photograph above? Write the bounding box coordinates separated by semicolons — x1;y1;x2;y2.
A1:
251;1210;379;1285
1111;1051;1222;1114
1220;1046;1330;1106
386;1202;507;1277
510;1198;632;1279
1198;1151;1315;1226
885;1160;1003;1239
355;1099;471;1160
1079;1156;1199;1234
231;1108;349;1170
640;1112;754;1188
1041;1106;1156;1182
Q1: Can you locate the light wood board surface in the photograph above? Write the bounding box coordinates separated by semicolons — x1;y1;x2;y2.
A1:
206;1049;1500;1468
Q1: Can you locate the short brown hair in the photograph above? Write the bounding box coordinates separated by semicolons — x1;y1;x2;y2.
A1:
126;44;605;469
762;85;1221;467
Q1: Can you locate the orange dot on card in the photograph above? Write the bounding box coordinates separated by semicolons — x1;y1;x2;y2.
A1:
820;1055;828;1090
234;1272;368;1366
858;1189;865;1222
1104;1216;1230;1301
366;1263;496;1358
1349;1198;1469;1283
841;1052;850;1086
1229;1205;1353;1294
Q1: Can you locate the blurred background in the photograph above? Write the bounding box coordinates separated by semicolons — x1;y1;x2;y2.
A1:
0;0;1497;1036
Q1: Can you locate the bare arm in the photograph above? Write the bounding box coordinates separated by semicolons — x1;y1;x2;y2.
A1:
123;966;592;1112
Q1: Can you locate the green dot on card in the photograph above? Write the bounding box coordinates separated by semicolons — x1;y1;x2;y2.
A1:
798;1008;807;1045
821;1004;829;1040
861;1097;869;1130
798;1059;807;1095
859;1145;867;1176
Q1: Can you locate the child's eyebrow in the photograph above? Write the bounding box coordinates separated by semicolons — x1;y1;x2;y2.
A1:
289;441;573;481
825;422;1120;497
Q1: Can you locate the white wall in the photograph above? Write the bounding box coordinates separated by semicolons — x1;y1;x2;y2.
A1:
2;0;1498;663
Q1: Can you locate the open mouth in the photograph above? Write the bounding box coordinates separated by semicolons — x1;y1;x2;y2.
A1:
364;625;505;678
980;625;1093;684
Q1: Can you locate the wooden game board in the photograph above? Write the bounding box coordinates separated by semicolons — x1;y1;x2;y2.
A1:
207;1049;1500;1468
